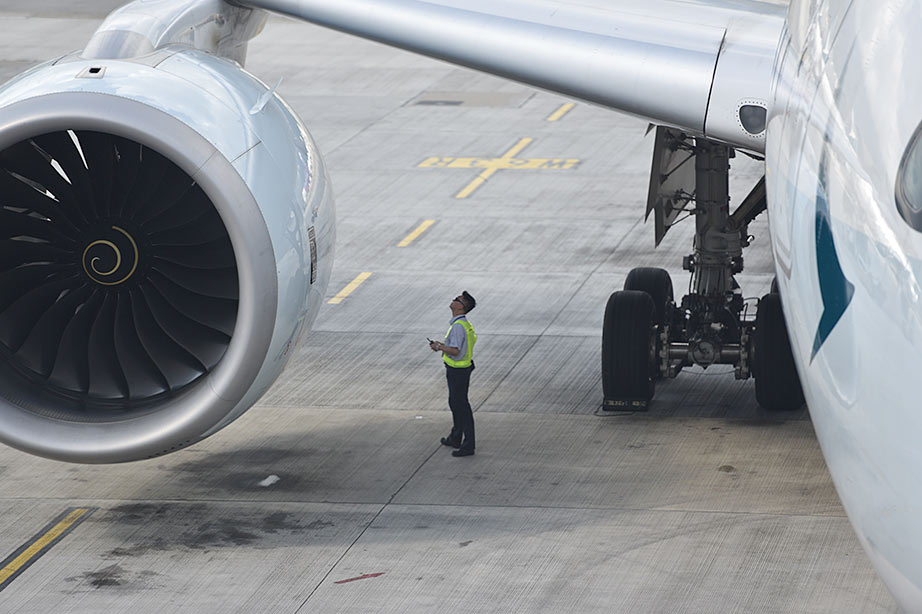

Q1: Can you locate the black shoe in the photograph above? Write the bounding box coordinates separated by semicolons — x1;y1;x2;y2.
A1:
440;437;461;448
452;448;475;457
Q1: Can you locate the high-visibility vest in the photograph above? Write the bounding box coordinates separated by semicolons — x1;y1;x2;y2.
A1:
443;319;477;368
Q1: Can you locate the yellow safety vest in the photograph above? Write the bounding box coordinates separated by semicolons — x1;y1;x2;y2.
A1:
443;319;477;368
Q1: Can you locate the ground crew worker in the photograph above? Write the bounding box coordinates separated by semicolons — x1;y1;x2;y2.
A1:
429;291;477;457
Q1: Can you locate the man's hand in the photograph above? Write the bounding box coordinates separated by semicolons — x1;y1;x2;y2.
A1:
429;340;441;352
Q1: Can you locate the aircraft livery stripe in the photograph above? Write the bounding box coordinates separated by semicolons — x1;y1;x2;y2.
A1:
0;507;95;591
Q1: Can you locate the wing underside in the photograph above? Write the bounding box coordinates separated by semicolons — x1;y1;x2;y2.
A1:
237;0;788;151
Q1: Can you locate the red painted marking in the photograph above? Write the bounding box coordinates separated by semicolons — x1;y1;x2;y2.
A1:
335;572;384;584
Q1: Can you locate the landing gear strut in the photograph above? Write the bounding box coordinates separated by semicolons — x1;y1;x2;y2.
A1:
601;128;804;412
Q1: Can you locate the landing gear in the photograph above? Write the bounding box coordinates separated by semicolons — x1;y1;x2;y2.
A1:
753;293;805;410
601;127;804;412
623;267;673;326
602;290;656;409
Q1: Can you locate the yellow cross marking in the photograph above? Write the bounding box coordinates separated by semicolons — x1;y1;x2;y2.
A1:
546;103;575;122
418;137;581;199
329;272;372;305
398;220;435;247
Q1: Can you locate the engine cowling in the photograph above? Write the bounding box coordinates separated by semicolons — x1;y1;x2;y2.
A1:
0;46;334;462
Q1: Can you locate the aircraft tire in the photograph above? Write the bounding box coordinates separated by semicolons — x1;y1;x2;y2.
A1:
753;293;805;411
602;290;656;410
624;267;673;325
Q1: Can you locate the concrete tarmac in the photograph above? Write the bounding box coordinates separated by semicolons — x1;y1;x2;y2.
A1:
0;3;901;612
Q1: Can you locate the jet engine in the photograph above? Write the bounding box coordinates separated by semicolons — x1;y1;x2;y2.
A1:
0;46;334;462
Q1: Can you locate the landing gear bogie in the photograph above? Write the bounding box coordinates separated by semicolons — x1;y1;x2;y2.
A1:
602;275;806;412
601;129;805;412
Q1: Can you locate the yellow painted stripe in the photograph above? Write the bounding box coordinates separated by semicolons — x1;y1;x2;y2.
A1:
455;171;494;199
328;272;372;304
0;508;90;584
501;137;534;159
398;220;435;247
456;137;533;199
546;103;575;122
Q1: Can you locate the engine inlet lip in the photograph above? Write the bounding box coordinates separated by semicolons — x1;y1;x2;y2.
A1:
0;91;278;462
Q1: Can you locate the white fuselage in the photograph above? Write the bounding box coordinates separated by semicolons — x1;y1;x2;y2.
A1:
767;0;922;605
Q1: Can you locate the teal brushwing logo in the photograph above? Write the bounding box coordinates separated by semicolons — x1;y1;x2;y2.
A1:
811;160;854;361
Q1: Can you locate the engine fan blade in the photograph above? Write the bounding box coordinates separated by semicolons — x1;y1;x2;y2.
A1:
0;263;73;313
145;271;237;337
134;165;196;226
108;137;142;217
0;275;81;353
142;284;232;368
146;211;228;246
31;132;96;221
141;187;213;235
120;143;172;221
14;284;93;376
0;179;86;235
0;140;84;222
0;208;78;245
86;293;129;399
73;130;116;218
0;241;73;273
0;170;83;232
113;292;170;399
153;237;236;269
149;260;239;300
48;291;104;394
129;290;206;391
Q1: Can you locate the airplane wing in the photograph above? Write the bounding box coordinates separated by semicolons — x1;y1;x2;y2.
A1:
237;0;788;152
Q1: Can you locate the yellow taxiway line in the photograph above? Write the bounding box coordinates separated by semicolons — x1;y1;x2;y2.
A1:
398;220;436;247
328;272;373;304
546;102;575;122
0;507;95;591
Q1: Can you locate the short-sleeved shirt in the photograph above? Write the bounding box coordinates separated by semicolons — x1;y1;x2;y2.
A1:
445;315;470;360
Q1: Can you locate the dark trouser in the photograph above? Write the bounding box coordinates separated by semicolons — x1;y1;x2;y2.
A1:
446;363;475;450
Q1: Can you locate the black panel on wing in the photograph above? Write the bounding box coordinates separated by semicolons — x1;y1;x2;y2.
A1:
0;131;238;409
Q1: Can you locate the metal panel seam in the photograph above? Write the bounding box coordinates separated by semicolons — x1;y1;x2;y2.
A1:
702;28;728;139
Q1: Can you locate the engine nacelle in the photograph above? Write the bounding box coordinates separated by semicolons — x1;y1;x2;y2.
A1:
0;46;334;462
